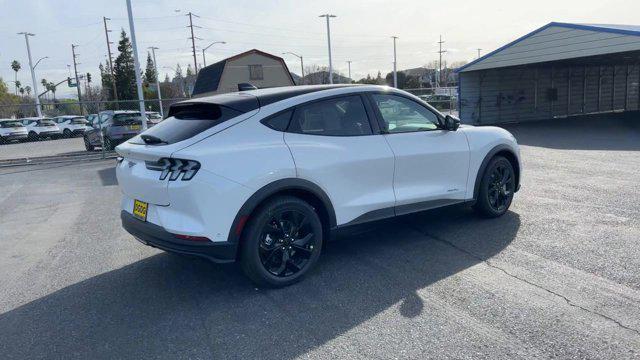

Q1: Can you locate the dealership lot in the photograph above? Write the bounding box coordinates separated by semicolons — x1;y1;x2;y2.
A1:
0;116;639;359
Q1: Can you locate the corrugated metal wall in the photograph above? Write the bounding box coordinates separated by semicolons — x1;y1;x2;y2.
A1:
459;62;640;124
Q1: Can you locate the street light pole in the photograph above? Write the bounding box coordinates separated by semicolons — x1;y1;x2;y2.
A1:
392;36;398;88
126;0;147;130
149;47;164;118
283;52;304;85
18;32;42;117
346;60;352;83
33;56;48;69
202;41;226;67
319;14;336;84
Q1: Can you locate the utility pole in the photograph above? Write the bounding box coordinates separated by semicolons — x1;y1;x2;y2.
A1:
437;35;447;88
392;36;398;88
186;12;201;75
477;48;482;59
347;60;352;83
149;46;164;118
283;52;304;85
18;32;42;117
71;44;84;115
126;0;147;129
103;17;119;105
319;14;336;84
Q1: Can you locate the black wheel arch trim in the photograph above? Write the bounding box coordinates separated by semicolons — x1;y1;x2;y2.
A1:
228;178;337;244
473;144;521;201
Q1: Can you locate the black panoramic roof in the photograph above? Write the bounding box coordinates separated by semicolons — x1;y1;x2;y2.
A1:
171;85;360;114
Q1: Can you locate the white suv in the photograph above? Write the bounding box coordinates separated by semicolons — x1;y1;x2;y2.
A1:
52;115;89;137
21;117;61;140
0;119;28;143
116;85;521;287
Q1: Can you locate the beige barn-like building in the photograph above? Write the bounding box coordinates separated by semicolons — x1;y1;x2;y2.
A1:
192;49;296;97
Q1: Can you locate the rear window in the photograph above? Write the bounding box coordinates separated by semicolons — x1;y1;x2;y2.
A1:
113;114;145;125
130;104;242;145
1;121;23;128
39;120;56;126
71;117;88;124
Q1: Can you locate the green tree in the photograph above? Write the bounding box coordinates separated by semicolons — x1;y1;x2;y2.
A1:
14;80;21;91
113;29;136;100
186;64;194;77
25;85;31;96
11;60;21;95
144;52;157;84
99;63;115;101
19;87;25;97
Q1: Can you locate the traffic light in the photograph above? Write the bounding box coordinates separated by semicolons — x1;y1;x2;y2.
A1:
86;73;92;83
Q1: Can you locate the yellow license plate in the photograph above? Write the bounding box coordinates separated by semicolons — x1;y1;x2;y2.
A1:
133;199;148;221
129;125;141;131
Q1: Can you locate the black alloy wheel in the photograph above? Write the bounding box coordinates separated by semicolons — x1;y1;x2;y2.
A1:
474;156;516;218
259;208;317;277
487;162;515;212
241;196;323;287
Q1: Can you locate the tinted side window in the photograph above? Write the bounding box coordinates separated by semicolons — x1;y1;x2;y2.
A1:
262;110;292;131
371;94;440;133
288;96;372;136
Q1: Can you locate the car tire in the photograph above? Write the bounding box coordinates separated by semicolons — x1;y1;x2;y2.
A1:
240;196;324;288
473;156;516;218
63;129;72;138
28;131;38;141
84;136;95;151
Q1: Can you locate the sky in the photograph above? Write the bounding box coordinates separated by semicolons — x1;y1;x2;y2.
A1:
1;0;639;97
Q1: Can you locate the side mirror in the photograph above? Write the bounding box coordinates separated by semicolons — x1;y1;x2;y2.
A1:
444;115;460;131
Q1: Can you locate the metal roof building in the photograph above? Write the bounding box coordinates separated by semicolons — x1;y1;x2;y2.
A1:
457;22;640;124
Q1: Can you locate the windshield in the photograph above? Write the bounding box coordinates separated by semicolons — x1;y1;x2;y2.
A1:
1;121;23;128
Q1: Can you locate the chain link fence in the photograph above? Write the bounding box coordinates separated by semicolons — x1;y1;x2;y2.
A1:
0;98;187;166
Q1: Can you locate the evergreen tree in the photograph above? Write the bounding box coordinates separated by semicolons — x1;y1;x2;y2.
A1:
144;52;157;84
99;63;115;101
186;64;194;77
113;30;136;100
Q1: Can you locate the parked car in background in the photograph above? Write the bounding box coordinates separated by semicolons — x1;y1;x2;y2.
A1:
146;112;163;123
20;117;62;140
84;111;152;151
0;119;28;144
116;84;521;287
53;115;90;138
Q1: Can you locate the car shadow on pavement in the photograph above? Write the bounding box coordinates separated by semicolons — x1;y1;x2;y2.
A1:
0;205;519;359
501;111;640;151
97;167;118;187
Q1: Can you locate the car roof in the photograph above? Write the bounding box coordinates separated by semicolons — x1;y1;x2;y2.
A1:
173;84;371;114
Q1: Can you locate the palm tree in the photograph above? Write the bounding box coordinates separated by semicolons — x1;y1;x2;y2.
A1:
19;87;25;97
25;86;31;97
15;80;21;92
48;82;57;100
41;79;48;100
11;60;21;95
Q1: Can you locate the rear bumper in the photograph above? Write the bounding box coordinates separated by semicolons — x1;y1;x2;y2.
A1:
1;133;27;141
121;210;238;263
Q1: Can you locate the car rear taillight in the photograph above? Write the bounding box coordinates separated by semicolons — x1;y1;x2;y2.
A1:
146;158;200;181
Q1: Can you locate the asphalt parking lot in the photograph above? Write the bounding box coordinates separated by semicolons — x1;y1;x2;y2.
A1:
0;137;87;161
0;114;639;359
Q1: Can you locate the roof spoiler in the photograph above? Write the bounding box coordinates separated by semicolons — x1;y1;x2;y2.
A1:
238;83;257;91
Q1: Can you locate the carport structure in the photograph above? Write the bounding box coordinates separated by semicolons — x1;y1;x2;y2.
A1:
457;23;640;124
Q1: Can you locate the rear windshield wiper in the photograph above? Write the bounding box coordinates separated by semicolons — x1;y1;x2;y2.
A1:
140;134;168;145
